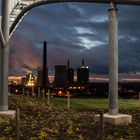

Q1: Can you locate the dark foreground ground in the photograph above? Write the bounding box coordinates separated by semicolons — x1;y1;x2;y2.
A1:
0;95;140;140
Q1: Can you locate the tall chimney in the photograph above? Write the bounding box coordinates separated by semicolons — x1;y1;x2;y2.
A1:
42;41;47;89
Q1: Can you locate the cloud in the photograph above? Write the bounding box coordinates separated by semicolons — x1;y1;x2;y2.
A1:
9;33;42;75
6;2;140;75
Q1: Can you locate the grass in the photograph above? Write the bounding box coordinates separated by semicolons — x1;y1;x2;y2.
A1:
51;97;140;110
0;94;140;139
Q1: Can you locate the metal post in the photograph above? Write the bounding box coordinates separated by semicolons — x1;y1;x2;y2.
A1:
100;111;104;140
47;88;50;105
67;91;70;110
0;45;2;102
16;107;20;140
0;0;10;111
22;87;25;95
108;2;118;115
38;87;40;97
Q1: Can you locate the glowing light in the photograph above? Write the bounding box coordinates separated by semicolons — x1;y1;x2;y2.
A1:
27;82;34;87
26;73;35;87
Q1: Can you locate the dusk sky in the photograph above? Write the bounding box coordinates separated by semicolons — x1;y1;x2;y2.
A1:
1;1;140;76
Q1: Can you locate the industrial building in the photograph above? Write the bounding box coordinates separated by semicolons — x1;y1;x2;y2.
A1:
67;60;74;83
54;65;67;87
21;72;35;86
77;59;89;83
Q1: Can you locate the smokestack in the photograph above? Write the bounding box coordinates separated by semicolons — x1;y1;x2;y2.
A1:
42;41;47;89
82;59;84;67
67;59;70;69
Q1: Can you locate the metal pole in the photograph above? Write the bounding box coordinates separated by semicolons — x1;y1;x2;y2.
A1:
67;91;70;110
47;88;50;105
100;110;104;140
0;0;10;111
108;2;118;115
0;18;2;110
16;107;20;140
22;87;25;95
38;87;40;97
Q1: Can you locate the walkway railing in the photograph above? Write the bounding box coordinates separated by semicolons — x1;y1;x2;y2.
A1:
10;0;21;14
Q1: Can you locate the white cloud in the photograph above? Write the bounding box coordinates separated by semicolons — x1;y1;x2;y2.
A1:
74;27;94;34
77;36;105;49
89;15;108;23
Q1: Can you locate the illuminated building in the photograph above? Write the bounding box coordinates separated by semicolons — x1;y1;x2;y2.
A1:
77;59;89;83
67;60;74;83
21;72;35;86
26;72;35;86
54;65;67;87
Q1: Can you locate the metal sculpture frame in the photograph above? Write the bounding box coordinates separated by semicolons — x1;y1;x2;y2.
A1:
0;0;140;115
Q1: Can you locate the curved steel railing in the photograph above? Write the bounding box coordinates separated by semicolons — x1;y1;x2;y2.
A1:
9;0;140;36
10;0;21;14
